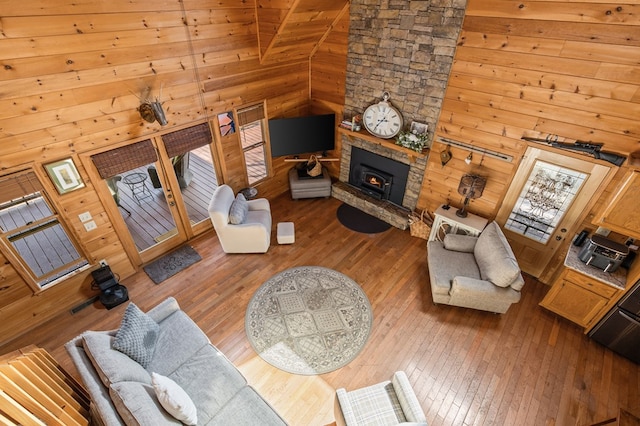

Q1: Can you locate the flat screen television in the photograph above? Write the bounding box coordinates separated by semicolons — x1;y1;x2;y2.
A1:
269;113;335;157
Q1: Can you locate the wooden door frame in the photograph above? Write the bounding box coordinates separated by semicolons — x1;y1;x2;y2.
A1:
496;145;616;281
79;138;186;267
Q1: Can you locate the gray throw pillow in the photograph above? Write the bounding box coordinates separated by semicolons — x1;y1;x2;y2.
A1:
228;193;248;224
474;221;521;288
113;303;160;368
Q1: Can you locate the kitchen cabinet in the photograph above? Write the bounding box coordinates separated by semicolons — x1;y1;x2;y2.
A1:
540;245;625;331
595;169;640;239
540;269;619;329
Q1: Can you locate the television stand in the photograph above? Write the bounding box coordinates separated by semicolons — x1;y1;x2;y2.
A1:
283;156;339;162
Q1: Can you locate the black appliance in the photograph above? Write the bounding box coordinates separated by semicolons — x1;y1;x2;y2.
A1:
91;265;129;310
269;113;335;157
588;279;640;364
577;234;629;273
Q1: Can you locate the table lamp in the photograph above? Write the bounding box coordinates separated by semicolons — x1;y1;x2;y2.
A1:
456;174;487;218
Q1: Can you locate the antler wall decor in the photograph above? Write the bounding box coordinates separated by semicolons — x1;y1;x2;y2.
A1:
136;86;168;126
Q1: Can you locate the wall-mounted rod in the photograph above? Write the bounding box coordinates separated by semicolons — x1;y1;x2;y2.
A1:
437;137;513;163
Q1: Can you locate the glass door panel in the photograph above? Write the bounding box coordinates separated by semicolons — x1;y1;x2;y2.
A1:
496;147;612;278
168;146;218;228
111;162;179;252
505;160;587;244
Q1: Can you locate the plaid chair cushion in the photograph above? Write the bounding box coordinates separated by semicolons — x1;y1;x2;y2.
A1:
339;380;406;425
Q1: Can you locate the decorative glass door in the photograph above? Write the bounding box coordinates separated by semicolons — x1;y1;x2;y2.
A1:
496;147;612;278
504;160;587;244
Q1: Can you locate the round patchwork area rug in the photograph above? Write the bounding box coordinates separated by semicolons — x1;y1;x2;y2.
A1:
245;266;373;375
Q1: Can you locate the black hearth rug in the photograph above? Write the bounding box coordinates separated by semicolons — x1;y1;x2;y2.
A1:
143;245;202;284
336;203;391;234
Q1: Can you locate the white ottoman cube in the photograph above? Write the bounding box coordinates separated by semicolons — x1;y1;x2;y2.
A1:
277;222;295;244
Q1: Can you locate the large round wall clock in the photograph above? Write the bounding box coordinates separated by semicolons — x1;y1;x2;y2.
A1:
362;91;404;139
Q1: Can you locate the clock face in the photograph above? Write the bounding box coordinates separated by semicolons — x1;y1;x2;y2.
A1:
363;101;403;139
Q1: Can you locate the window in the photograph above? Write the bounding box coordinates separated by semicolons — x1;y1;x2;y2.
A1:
237;103;268;185
504;160;587;243
0;170;88;289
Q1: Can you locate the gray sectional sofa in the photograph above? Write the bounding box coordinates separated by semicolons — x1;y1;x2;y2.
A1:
66;297;287;425
427;221;525;314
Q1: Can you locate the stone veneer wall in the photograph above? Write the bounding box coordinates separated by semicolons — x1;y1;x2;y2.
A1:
332;133;428;229
338;135;427;209
343;0;466;140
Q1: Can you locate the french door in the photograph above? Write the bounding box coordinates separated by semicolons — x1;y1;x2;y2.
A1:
88;123;219;265
495;147;613;278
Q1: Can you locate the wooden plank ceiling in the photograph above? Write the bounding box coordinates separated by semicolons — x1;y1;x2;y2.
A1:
256;0;349;65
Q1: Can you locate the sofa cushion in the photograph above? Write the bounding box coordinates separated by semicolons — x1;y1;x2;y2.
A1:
82;331;151;388
113;303;160;368
229;193;248;224
450;276;522;314
151;372;197;426
168;344;248;425
510;273;526;292
207;386;287;426
146;310;210;376
474;221;521;288
443;234;477;253
110;381;181;425
427;241;480;296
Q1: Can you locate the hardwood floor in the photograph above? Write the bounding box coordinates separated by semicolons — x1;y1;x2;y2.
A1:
2;193;638;425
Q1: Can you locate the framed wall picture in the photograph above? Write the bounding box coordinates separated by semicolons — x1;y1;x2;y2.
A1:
218;111;236;136
44;158;85;194
410;121;428;136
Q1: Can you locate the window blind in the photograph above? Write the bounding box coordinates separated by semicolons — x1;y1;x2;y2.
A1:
237;104;265;125
163;123;213;158
91;140;157;179
0;170;44;205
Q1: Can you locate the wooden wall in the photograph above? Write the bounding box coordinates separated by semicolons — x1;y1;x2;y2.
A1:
6;0;638;344
309;7;350;177
422;0;640;280
0;0;341;346
424;0;640;216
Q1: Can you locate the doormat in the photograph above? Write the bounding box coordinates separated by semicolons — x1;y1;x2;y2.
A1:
336;203;391;234
245;266;372;375
143;245;202;285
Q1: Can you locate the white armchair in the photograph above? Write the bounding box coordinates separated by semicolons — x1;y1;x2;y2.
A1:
336;371;428;426
208;184;271;253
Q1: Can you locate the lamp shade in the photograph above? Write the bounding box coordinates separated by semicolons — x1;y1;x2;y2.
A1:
457;174;486;199
456;174;487;218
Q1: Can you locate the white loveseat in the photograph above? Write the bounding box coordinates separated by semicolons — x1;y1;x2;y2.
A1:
208;184;271;253
427;221;524;314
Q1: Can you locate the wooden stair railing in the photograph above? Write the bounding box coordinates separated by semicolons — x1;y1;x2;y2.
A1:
0;345;90;426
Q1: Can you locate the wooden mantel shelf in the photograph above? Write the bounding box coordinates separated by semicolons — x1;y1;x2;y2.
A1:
337;127;429;160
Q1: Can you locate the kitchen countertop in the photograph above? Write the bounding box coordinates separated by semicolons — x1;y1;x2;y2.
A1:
564;244;628;290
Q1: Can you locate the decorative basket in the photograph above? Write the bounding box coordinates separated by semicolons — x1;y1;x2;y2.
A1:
306;154;323;177
408;209;433;239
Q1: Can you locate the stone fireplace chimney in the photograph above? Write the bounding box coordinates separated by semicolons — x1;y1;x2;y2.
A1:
333;1;466;229
343;0;466;141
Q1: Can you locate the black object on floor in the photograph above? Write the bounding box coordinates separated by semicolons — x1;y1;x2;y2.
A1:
143;245;202;284
336;203;391;234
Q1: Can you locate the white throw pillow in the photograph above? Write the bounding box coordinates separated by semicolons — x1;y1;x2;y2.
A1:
151;372;198;425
